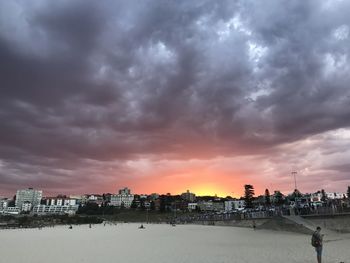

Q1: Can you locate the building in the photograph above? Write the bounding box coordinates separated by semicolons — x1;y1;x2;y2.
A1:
181;190;196;202
33;204;79;215
70;195;82;204
188;203;198;211
212;201;225;212
81;194;103;206
15;188;42;211
0;198;9;210
110;187;134;208
310;192;322;202
21;201;32;212
118;187;131;195
131;194;151;209
44;197;77;206
1;207;20;215
224;200;245;212
326;192;347;199
197;201;214;212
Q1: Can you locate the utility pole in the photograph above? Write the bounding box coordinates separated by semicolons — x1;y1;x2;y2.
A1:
292;171;297;191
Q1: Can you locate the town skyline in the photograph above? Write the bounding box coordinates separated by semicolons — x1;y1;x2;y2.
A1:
1;184;349;200
1;1;350;196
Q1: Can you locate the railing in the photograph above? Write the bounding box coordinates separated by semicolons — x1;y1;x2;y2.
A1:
177;211;275;223
284;206;350;216
177;206;350;223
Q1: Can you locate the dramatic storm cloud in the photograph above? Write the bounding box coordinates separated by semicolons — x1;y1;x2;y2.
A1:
1;0;350;196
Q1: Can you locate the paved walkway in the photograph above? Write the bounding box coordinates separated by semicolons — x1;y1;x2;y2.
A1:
282;215;336;236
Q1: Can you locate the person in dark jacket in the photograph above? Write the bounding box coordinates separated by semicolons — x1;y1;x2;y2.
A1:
312;226;323;263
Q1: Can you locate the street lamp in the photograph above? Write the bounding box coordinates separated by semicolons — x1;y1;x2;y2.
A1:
291;171;299;215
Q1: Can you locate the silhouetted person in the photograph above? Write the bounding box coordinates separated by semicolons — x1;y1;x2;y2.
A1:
311;226;323;263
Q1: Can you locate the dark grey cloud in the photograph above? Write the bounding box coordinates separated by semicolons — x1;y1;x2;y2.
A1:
0;0;350;195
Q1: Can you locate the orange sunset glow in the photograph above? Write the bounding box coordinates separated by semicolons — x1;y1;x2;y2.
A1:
116;159;266;198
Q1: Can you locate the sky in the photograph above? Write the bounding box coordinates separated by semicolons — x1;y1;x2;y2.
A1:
1;0;350;198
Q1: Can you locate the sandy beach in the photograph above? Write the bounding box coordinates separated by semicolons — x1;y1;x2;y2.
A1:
0;224;349;263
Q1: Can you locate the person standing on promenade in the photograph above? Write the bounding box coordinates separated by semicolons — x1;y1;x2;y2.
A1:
311;226;323;263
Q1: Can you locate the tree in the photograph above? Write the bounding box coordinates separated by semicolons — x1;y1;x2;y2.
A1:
150;201;155;211
77;202;100;215
244;184;255;209
130;200;138;209
265;189;271;206
274;191;284;206
290;189;302;202
7;199;15;207
140;198;146;211
321;189;327;203
18;216;30;227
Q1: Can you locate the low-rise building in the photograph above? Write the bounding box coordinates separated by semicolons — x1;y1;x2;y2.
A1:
212;201;224;212
224;200;245;212
0;198;9;210
197;201;213;212
69;195;82;203
326;192;347;199
33;205;79;215
1;207;20;215
81;194;103;206
310;192;322;202
188;203;198;211
44;197;78;206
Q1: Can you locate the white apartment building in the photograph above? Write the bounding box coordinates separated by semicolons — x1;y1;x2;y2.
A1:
310;192;322;202
88;195;101;201
110;187;134;208
1;207;20;215
21;202;32;212
188;203;198;211
45;197;77;206
69;195;82;201
310;192;347;202
224;200;245;212
33;204;79;215
326;192;347;199
15;188;42;211
0;198;9;210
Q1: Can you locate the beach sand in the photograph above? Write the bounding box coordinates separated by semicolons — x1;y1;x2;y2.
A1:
0;223;349;263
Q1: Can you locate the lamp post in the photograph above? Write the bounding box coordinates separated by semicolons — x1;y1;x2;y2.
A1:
292;171;299;215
